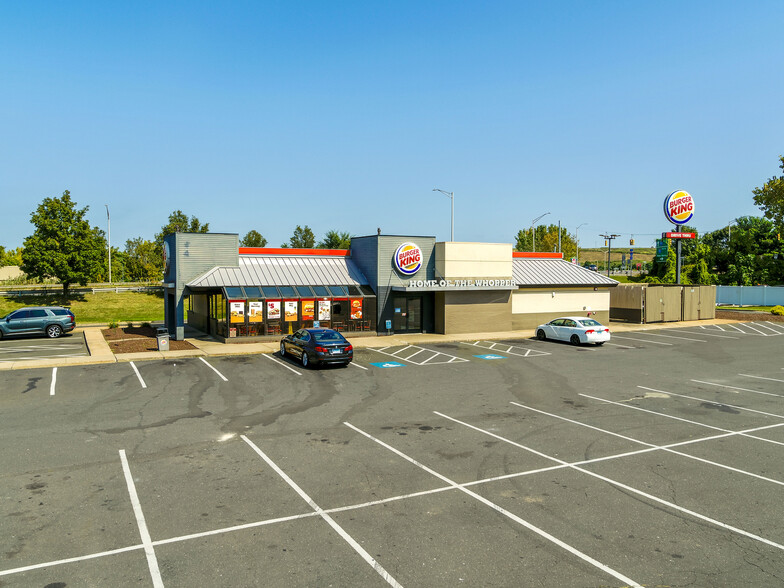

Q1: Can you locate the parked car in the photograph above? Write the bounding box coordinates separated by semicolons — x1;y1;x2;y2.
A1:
0;306;76;339
280;327;353;367
536;316;611;346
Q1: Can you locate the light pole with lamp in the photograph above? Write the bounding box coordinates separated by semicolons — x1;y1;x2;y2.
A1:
105;204;111;284
575;222;587;264
432;188;454;242
531;212;550;252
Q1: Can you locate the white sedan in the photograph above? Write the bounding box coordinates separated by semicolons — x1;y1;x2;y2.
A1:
536;316;611;346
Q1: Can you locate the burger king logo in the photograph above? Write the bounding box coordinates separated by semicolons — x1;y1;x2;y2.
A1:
394;242;422;275
664;190;695;225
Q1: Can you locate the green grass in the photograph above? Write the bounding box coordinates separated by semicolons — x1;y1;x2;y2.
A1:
0;291;164;324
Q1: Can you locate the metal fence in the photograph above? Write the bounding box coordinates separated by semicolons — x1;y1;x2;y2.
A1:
0;285;163;297
716;285;784;306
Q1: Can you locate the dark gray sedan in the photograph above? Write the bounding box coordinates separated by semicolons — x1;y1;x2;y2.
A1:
280;328;353;368
0;306;75;339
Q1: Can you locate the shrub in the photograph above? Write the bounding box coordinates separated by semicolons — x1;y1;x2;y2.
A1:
108;320;119;329
772;305;784;316
141;322;151;329
126;321;135;328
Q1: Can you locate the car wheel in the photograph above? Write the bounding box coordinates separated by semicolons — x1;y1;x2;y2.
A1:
301;351;309;368
570;334;580;346
280;341;286;357
46;324;63;338
536;329;546;341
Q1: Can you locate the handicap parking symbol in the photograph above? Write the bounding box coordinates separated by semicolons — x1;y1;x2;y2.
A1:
370;361;405;368
474;354;505;360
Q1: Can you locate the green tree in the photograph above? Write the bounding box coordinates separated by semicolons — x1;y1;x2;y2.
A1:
0;246;22;266
753;155;784;230
154;210;210;250
125;238;162;282
318;230;351;249
240;230;268;248
514;224;576;256
283;225;316;248
21;190;106;295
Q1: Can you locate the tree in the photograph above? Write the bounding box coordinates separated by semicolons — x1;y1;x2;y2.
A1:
154;210;210;251
514;224;576;256
283;225;316;248
125;238;162;281
240;230;268;248
318;230;351;249
0;246;23;266
21;190;106;295
753;156;784;230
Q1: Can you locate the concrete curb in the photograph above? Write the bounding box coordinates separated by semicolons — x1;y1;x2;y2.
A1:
0;318;745;371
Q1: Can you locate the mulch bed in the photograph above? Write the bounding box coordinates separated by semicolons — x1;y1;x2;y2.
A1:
715;309;784;323
102;326;197;353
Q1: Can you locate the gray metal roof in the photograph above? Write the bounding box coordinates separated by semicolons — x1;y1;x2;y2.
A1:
187;255;370;288
513;259;619;287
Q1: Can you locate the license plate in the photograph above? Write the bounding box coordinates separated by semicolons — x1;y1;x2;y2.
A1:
330;348;341;355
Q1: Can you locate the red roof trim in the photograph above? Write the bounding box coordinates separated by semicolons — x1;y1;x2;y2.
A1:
239;247;349;256
513;252;564;259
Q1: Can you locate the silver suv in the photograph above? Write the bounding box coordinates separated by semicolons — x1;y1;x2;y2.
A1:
0;306;76;339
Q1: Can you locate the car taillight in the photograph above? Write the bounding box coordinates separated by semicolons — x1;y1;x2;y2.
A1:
346;344;353;352
315;346;328;353
604;329;610;332
585;329;595;334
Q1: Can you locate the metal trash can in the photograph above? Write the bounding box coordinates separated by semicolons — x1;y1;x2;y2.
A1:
156;327;170;352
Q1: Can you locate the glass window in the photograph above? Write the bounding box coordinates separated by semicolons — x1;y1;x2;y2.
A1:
9;310;29;320
296;286;314;297
578;319;601;327
29;309;48;318
328;285;348;296
313;330;346;343
279;286;297;298
224;287;245;299
262;286;280;298
312;286;329;297
50;308;69;316
301;331;311;342
244;286;263;299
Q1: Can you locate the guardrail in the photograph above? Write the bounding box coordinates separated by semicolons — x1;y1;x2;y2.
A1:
0;285;163;297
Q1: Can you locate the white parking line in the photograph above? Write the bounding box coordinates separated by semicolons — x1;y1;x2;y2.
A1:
349;361;368;370
638;386;784;420
434;412;784;554
241;435;403;588
756;321;783;334
130;362;147;389
461;341;551;357
611;335;673;345
604;342;636;349
50;367;57;396
263;353;302;375
741;322;770;336
119;450;163;588
762;321;784;332
199;357;228;382
666;329;738;339
691;379;783;398
344;421;643;588
371;345;469;365
740;373;784;384
637;331;707;342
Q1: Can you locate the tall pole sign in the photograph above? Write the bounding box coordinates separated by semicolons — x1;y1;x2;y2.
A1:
663;190;695;285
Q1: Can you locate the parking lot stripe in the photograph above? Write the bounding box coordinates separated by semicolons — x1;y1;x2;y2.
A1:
263;353;302;375
611;335;673;345
664;329;738;339
638;386;784;421
509;402;784;488
739;373;784;384
691;379;783;398
199;357;228;381
0;544;144;578
130;362;147;389
349;361;368;370
742;323;770;336
50;367;57;396
434;412;784;554
604;342;636;349
119;450;164;588
240;435;403;588
461;341;551;358
756;322;783;334
638;331;707;342
344;421;644;588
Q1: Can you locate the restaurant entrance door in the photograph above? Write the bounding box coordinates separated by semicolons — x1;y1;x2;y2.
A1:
392;296;422;333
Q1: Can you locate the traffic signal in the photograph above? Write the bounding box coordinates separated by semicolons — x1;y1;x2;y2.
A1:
630;238;635;246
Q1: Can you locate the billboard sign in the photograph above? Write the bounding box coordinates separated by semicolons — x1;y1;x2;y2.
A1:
394;242;422;275
664;190;695;225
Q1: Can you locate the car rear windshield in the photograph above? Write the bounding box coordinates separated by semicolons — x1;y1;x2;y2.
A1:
50;308;72;316
312;330;346;343
578;319;602;327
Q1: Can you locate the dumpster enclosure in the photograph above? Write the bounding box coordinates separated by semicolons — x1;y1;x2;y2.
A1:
610;284;716;323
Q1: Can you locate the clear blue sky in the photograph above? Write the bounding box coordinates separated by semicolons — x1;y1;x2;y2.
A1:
2;1;782;252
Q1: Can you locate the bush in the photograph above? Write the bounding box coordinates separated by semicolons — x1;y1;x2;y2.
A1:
126;321;135;328
142;322;151;329
108;320;119;329
772;306;784;316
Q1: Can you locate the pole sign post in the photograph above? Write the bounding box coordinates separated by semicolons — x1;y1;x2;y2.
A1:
663;190;695;285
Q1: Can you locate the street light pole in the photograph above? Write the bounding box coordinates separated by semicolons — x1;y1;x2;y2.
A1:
531;212;550;253
105;204;111;284
575;223;587;264
432;188;454;241
599;233;620;277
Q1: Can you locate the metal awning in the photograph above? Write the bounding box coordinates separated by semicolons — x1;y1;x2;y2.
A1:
513;259;619;287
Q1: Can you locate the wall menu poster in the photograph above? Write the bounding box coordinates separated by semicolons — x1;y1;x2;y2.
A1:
284;300;298;322
248;301;263;322
230;301;245;323
267;300;281;320
318;300;331;321
302;300;315;321
350;299;362;319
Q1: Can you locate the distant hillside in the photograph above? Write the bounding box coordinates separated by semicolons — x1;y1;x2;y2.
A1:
577;247;654;264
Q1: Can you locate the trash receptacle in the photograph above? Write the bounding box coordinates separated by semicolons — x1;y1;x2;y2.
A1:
156;327;169;352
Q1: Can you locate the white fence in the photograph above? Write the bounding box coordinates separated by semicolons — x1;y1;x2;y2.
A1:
0;285;163;297
716;285;784;306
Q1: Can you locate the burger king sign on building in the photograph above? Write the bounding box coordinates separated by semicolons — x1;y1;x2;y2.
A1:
394;242;422;276
663;190;695;226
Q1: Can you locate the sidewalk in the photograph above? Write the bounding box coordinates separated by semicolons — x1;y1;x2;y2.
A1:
0;317;741;371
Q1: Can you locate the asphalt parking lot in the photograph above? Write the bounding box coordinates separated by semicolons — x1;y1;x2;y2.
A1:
1;321;784;587
0;333;88;363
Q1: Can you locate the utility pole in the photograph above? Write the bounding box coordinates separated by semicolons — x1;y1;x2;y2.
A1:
599;233;620;277
105;204;111;284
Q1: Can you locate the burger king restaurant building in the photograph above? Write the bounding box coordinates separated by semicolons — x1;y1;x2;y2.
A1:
162;232;618;341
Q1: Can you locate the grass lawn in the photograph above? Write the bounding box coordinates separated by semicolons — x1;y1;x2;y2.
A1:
0;291;164;324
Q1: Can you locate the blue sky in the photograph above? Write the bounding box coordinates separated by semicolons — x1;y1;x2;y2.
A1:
2;1;782;252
